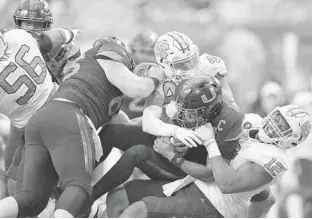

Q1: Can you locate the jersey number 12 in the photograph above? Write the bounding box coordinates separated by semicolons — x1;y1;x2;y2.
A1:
0;45;47;105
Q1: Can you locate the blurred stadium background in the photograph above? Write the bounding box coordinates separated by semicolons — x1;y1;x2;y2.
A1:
1;0;312;217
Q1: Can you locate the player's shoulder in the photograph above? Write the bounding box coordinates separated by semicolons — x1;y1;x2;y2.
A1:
198;53;227;78
4;29;37;49
199;53;224;64
4;28;31;39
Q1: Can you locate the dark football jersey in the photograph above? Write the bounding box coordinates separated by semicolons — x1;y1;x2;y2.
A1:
53;45;125;129
185;97;244;163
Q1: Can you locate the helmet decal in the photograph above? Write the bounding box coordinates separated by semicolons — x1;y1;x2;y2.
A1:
155;41;170;59
300;121;311;140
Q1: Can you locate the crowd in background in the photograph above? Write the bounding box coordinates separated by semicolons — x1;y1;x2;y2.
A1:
0;0;312;217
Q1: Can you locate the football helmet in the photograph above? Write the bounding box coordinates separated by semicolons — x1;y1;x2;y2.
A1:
129;29;158;55
13;0;53;32
154;31;200;80
167;74;223;130
0;32;7;59
94;36;135;71
258;105;312;149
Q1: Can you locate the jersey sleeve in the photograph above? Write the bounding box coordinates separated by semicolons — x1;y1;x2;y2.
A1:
199;53;228;78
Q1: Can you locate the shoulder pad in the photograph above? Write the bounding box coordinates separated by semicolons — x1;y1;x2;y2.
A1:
199;53;228;78
95;43;135;71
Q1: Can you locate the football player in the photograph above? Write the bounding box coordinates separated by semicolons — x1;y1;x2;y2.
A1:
0;36;165;218
5;0;82;197
13;0;82;84
142;31;237;149
4;0;53;181
94;31;237;161
112;76;312;218
0;26;77;189
83;33;243;208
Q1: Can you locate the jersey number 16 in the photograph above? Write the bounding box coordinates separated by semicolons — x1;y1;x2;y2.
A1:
0;45;47;105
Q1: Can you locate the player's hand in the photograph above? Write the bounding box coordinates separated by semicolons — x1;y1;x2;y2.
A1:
153;137;175;160
173;127;202;148
195;123;215;143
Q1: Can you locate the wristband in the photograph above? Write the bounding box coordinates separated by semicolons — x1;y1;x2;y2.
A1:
150;77;160;89
206;141;221;159
170;153;185;168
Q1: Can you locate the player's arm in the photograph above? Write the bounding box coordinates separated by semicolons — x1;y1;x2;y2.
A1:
248;189;276;218
196;124;281;194
100;60;163;99
209;154;273;194
142;89;176;136
37;28;75;55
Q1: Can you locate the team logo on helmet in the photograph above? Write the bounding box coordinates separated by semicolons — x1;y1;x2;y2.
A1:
155;41;170;59
300;121;311;140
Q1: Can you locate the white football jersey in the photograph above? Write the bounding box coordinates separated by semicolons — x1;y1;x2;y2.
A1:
195;113;288;217
0;29;54;128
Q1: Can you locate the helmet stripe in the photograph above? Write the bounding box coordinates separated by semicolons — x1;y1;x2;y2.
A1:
167;33;184;52
175;32;190;52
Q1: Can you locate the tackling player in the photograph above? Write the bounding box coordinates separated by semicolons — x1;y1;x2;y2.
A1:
13;0;79;84
142;31;236;149
4;0;54;183
111;76;312;218
0;25;77;186
5;0;81;197
0;36;165;218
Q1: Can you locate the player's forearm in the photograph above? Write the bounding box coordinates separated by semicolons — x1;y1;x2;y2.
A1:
205;141;238;193
142;112;177;137
178;159;214;182
128;77;159;99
